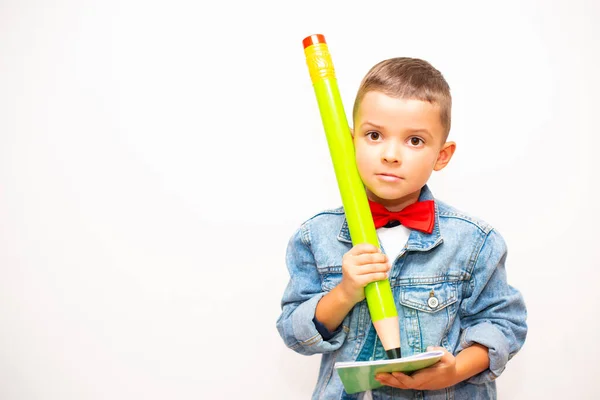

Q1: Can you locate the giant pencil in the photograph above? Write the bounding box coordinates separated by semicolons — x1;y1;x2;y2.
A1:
302;34;401;359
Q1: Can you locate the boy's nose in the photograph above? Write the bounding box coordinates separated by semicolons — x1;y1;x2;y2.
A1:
382;144;400;164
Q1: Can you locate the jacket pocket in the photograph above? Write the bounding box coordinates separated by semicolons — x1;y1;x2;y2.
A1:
399;281;459;350
400;281;458;313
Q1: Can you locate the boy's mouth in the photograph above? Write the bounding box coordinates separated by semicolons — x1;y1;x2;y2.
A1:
376;173;402;182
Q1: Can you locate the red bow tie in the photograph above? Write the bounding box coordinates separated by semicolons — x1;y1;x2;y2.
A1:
368;199;435;233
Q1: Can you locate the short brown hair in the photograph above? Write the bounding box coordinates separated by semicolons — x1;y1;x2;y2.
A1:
352;57;452;138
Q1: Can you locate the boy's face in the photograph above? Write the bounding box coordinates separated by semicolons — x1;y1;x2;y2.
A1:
353;91;456;211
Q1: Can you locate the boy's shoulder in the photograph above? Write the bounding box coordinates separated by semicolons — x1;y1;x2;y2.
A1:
435;198;494;235
296;205;346;232
288;206;347;246
302;206;345;223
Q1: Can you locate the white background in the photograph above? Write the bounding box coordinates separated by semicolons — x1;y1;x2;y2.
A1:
1;1;598;399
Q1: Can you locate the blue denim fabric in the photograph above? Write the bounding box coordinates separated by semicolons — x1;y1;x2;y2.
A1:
276;185;527;400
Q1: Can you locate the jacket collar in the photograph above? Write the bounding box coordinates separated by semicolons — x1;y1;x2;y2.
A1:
337;185;443;252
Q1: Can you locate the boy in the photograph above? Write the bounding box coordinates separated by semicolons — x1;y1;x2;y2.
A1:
276;57;527;399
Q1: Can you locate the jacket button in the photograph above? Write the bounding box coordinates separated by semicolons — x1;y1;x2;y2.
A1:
427;296;439;309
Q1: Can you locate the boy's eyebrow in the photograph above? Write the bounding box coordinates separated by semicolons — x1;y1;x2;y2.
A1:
360;121;384;130
406;128;433;138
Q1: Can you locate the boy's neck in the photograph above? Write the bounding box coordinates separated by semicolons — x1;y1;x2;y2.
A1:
367;189;422;212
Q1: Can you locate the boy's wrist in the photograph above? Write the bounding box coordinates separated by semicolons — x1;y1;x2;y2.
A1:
334;283;360;307
454;343;490;383
452;356;469;385
315;285;358;333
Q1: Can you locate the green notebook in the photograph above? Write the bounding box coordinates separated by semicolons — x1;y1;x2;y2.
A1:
334;350;444;394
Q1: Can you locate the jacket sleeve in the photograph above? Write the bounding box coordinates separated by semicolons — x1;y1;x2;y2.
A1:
456;229;528;384
275;226;349;356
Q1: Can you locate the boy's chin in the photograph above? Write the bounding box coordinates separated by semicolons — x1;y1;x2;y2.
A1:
369;192;407;203
368;188;420;203
368;187;406;198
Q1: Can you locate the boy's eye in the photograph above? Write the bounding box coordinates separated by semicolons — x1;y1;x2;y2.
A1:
367;131;380;140
409;137;424;146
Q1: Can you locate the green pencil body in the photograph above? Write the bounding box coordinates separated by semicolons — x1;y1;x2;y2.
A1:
303;34;401;357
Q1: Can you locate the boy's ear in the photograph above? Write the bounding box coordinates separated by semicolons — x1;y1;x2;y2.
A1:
433;141;456;171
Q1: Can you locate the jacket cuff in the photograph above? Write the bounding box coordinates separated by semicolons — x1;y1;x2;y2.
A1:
458;321;510;384
291;293;348;354
313;315;341;341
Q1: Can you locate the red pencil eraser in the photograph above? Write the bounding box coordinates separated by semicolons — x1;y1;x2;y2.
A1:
302;34;326;49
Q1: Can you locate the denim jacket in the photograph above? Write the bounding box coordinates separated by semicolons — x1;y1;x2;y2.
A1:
276;185;527;400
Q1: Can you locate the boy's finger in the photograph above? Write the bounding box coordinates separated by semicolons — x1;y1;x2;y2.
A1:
360;272;389;283
350;243;380;254
357;263;390;275
354;252;387;265
391;372;416;388
376;373;407;389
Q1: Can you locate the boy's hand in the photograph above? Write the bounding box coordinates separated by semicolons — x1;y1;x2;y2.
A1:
375;347;459;391
339;243;390;305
